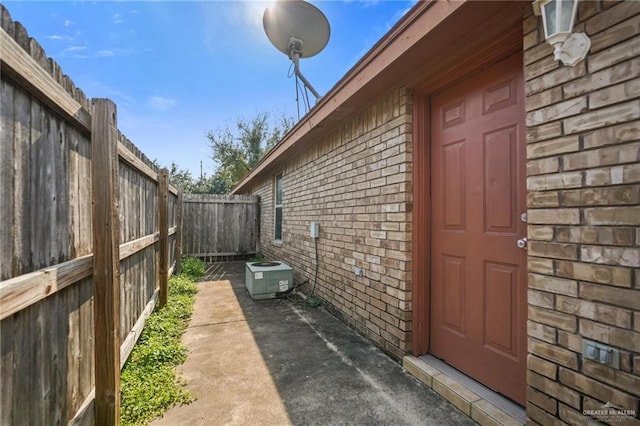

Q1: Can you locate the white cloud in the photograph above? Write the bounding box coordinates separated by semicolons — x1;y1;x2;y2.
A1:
64;19;74;27
147;96;177;111
60;46;139;59
46;34;65;40
113;13;124;25
96;50;115;57
61;45;87;55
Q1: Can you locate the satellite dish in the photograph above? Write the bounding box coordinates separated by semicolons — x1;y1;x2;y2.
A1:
263;1;330;107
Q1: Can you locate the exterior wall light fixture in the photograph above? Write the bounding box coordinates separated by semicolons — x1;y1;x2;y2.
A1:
533;0;590;66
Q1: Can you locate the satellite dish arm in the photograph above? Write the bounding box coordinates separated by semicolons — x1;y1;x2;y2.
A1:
291;51;321;101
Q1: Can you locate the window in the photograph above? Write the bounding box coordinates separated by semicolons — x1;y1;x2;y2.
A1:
274;173;283;241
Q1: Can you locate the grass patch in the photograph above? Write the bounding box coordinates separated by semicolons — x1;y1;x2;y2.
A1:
121;260;204;426
180;256;206;279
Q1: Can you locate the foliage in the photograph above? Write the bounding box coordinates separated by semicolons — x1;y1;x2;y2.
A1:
180;256;205;280
305;295;322;308
169;163;229;194
206;112;294;192
120;274;199;426
166;112;293;195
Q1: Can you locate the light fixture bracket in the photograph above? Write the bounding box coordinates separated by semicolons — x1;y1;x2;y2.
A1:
553;32;590;66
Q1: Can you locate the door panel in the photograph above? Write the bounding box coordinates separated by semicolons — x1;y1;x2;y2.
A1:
430;53;526;404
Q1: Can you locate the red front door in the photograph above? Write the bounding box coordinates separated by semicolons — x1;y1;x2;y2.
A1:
430;53;527;404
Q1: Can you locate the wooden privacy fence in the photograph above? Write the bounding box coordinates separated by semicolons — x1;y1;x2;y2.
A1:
0;8;182;425
182;194;259;260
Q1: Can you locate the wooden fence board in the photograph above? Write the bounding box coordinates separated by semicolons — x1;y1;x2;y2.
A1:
0;29;92;133
13;85;31;278
66;281;81;420
182;194;258;258
0;315;13;425
0;79;14;281
78;278;94;416
1;12;181;424
13;307;32;425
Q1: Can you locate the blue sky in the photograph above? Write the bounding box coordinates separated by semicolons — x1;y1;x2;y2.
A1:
5;1;417;178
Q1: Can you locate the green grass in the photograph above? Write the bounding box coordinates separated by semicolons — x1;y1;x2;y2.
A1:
121;259;204;426
180;256;206;279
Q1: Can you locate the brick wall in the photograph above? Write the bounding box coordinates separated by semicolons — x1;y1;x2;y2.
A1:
524;1;639;424
249;88;414;359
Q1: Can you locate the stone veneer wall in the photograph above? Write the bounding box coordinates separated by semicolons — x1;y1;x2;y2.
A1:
523;1;639;424
249;88;414;359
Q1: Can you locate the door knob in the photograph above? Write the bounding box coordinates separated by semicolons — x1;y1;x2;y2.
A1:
517;238;528;249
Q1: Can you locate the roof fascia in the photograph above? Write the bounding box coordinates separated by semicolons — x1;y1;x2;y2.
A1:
232;0;466;194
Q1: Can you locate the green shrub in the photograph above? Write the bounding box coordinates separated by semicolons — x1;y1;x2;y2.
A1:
180;256;205;280
248;254;264;262
121;274;199;425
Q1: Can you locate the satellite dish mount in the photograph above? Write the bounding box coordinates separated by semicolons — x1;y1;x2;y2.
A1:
286;37;320;100
263;1;330;115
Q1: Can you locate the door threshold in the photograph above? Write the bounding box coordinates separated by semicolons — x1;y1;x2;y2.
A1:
403;355;526;425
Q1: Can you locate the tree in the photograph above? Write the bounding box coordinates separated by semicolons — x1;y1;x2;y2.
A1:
207;112;294;192
169;162;196;193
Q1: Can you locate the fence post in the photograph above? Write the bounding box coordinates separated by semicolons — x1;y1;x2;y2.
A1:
174;189;183;274
91;98;121;425
158;168;169;307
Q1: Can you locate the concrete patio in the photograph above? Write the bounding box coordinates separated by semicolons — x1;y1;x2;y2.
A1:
152;261;476;426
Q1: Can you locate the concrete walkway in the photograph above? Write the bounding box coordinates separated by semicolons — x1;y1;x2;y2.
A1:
152;262;475;426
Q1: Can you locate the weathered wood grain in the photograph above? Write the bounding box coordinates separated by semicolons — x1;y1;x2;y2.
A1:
174;190;183;273
158;168;169;307
0;30;91;133
2;18;181;423
120;289;158;368
0;231;166;321
13;85;31;277
0;316;14;425
182;194;259;258
91;99;121;425
117;141;158;183
0;79;14;281
0;255;92;320
78;278;94;419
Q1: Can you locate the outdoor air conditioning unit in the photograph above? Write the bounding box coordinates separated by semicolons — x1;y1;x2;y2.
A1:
245;261;294;300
